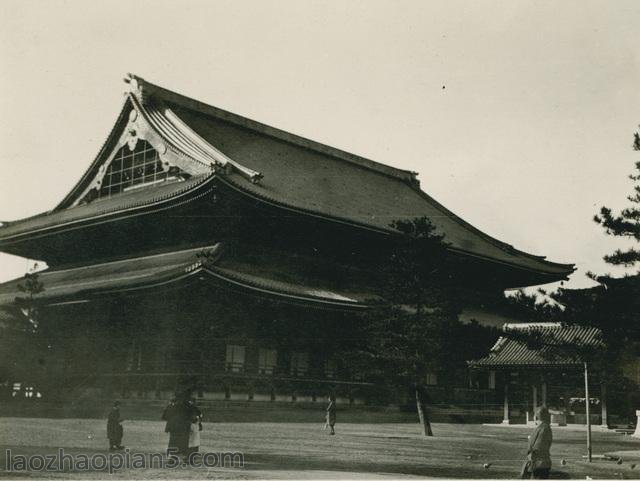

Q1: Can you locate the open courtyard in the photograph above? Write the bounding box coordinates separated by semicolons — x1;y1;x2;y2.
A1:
1;418;639;479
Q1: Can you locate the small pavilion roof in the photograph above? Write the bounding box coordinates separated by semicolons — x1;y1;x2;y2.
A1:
0;74;575;283
0;244;377;310
469;322;603;370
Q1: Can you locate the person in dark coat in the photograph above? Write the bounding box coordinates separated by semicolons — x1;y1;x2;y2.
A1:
523;406;553;479
162;398;176;433
326;395;336;435
165;397;193;457
107;401;124;450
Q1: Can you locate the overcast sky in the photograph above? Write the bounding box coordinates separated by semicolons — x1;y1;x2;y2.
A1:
0;0;638;290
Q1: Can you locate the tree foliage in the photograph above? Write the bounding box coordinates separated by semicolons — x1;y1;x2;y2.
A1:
534;125;640;390
593;126;640;267
352;217;497;435
502;289;563;323
13;270;45;333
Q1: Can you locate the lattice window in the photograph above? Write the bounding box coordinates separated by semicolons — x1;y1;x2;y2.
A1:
324;359;338;379
90;140;187;201
225;345;246;373
290;352;309;377
258;348;277;375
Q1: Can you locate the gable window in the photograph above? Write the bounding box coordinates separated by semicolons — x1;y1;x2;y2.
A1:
94;140;188;200
225;345;245;373
258;348;277;375
290;352;309;377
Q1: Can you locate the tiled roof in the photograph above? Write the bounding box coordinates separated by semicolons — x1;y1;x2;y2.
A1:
0;244;374;309
469;323;603;369
142;76;574;279
0;74;575;282
0;174;215;242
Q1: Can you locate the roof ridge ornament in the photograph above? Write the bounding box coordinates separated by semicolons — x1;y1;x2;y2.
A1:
124;73;147;102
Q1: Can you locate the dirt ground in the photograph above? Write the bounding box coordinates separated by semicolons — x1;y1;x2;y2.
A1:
0;418;639;479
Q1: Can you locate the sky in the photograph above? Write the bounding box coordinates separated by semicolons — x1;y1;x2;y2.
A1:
0;0;638;291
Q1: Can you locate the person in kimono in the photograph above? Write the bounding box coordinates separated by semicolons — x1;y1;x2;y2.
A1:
187;397;203;462
523;406;553;479
326;394;336;435
165;396;192;457
107;401;124;451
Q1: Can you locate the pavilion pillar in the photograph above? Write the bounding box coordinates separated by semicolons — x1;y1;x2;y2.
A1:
584;362;592;462
502;373;510;424
541;380;547;407
601;382;608;427
532;385;538;423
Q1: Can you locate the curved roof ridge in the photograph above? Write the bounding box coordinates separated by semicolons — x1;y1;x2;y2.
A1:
125;73;418;185
133;94;263;183
413;188;576;270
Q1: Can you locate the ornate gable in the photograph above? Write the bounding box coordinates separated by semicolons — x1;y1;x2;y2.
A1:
72;99;210;207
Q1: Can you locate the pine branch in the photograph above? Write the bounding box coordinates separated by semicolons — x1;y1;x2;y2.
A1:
602;248;640;267
594;207;640;240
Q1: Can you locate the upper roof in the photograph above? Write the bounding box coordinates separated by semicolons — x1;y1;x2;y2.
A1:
469;322;603;369
0;74;574;283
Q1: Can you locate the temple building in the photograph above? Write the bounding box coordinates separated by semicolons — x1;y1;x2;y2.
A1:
0;74;575;412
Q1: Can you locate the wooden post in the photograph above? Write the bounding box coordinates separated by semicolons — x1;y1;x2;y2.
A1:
584;362;592;462
541;380;547;407
532;385;538;422
502;374;510;424
601;382;608;428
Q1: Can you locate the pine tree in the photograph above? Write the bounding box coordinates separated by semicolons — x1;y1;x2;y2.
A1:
593;126;640;268
354;217;472;436
548;126;640;403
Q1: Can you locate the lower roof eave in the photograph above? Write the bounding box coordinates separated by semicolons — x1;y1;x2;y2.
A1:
0;255;375;312
468;362;583;371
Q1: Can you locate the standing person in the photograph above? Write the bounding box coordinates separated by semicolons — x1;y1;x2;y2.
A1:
165;396;192;458
522;406;553;479
162;398;176;434
187;397;203;462
107;401;124;451
326;394;336;435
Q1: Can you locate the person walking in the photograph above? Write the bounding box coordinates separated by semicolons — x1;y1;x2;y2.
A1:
326;394;336;435
107;401;124;451
522;406;553;479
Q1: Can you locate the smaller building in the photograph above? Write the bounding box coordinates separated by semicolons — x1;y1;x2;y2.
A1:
470;322;606;426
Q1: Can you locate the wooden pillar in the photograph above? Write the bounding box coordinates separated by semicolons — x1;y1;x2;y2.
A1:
502;373;510;424
584;362;592;462
541;380;547;407
601;382;608;427
532;385;538;422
